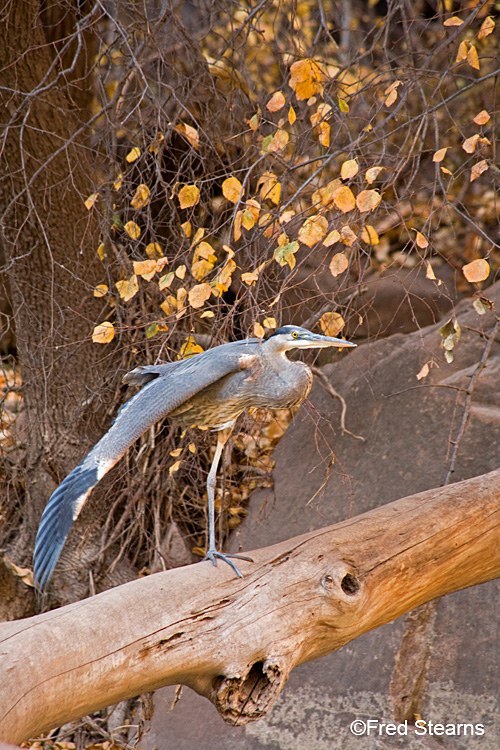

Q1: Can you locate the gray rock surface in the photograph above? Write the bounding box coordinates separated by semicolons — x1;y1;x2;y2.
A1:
141;282;500;749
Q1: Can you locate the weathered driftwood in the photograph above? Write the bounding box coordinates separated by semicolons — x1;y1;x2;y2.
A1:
2;468;500;744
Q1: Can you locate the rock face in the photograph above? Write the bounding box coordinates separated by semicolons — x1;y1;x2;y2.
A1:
142;283;500;749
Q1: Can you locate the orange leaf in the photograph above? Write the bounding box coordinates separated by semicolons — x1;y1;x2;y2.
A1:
116;275;139;301
323;229;340;247
415;231;429;249
443;16;463;26
365;166;383;184
92;321;115;344
178;184;200;209
329;252;349;277
161;295;177;316
356;189;381;213
133;259;157;280
188;283;212;309
340;226;357;246
130;183;150;209
298;215;328;247
433;147;448;163
93;284;108;298
266;91;286;112
319;311;345;337
470;160;489;182
463;134;480;153
385;88;398;107
473;110;490;125
258;172;281;204
289;59;324;101
478;16;495;39
456;41;468;63
222;176;244;204
467;44;479;70
234;210;242;242
341;159;359;180
463;259;489;283
267;129;289;153
288;106;296;125
333;185;356;213
126;147;141;163
360;225;379;245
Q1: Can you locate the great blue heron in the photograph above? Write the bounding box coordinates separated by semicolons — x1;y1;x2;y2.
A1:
33;325;356;590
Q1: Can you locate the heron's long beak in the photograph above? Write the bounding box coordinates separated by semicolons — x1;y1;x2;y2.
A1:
298;332;357;348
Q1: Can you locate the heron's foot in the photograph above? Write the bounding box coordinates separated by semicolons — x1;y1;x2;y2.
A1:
201;548;253;579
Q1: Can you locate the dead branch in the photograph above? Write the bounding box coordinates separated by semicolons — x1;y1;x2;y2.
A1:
2;468;500;744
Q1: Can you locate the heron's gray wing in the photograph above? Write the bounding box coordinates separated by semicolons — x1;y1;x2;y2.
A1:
33;344;257;591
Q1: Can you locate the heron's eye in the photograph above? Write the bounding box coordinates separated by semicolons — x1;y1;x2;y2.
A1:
291;330;299;338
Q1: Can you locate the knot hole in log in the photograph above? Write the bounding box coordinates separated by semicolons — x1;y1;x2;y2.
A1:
213;659;284;726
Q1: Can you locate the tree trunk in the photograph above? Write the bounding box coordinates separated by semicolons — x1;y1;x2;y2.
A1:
0;1;109;592
1;468;500;744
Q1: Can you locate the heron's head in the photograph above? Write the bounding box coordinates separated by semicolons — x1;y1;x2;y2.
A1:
265;325;356;352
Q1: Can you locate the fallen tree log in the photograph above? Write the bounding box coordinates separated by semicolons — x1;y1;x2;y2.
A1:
2;468;500;744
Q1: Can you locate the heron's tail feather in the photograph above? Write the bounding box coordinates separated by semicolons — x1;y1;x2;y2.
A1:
33;456;111;591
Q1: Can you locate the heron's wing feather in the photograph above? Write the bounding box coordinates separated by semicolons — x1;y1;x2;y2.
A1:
33;344;256;590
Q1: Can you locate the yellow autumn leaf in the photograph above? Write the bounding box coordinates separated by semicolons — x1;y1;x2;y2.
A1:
317;121;330;147
215;258;236;294
181;220;192;238
113;173;123;190
426;262;436;280
84;193;98;210
130;183;150;209
478;16;495;39
356;190;381;212
467;44;479;70
92;321;115;344
175;264;186;279
365;167;383;184
174;122;199;149
415;231;429;249
289;58;325;101
323;229;341;247
338;98;349;113
341;159;359;180
319;311;345;337
191;259;214;281
169;460;181;476
145;242;163;258
253;322;265;338
333;185;356;213
416;363;430;380
241;199;260;230
116;275;139;301
274;239;299;269
126;147;141;163
133;260;157;279
159;272;174;290
241;270;260;285
267;129;289;153
263;317;277;329
160;295;177;316
234;210;242;242
93;284;108;297
470;160;489;182
258;172;281;204
443;16;463;26
97;242;105;261
473;110;490;125
433;147;448;162
340;226;357;246
149;132;164;155
124;221;141;239
222;176;244;204
456;41;468;63
463;259;489;283
385;88;398;107
463;134;480;153
194;241;216;262
288;105;296;125
266;91;286;112
298;215;328;247
178;184;200;209
329;252;349;277
188;283;212;308
360;225;379;245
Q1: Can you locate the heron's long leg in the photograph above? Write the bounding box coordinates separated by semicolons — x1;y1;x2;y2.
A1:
202;426;252;578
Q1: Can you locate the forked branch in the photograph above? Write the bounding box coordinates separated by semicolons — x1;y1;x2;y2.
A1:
1;468;500;744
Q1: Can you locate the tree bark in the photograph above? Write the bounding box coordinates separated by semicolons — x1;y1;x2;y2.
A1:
0;1;109;582
1;468;500;744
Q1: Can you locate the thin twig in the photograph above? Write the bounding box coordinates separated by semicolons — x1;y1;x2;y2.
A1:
312;366;365;441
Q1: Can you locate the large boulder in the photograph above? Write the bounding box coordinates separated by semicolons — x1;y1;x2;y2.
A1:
142;282;500;749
